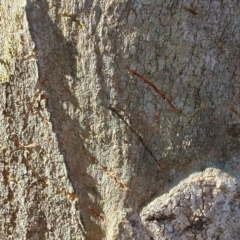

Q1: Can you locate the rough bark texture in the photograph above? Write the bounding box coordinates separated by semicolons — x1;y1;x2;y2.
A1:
1;0;240;239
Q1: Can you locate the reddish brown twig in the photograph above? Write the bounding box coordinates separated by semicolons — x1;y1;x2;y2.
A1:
99;164;131;191
87;154;131;190
88;206;104;221
126;66;180;114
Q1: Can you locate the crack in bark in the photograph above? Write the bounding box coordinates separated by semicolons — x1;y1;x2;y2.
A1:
109;106;161;170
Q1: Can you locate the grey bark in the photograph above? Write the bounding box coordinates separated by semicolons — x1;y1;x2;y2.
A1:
1;0;240;239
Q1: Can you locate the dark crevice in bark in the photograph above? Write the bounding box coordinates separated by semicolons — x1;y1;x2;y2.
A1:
109;106;161;171
26;0;102;239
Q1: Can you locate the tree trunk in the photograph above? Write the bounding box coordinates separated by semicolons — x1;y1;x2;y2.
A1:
1;0;240;239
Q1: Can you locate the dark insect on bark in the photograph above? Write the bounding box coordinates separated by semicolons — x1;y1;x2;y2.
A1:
184;7;198;16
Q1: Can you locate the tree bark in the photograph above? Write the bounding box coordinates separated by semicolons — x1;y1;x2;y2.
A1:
1;0;240;239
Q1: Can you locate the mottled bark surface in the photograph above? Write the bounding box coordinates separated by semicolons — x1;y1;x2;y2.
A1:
1;0;240;239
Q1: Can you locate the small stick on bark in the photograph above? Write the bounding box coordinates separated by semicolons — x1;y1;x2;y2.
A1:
88;206;104;221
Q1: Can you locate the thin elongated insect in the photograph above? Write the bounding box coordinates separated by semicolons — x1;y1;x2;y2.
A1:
184;7;198;16
126;66;181;115
88;206;104;221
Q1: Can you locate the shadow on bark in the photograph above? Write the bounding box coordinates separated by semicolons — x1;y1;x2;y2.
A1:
26;0;103;238
25;0;240;239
